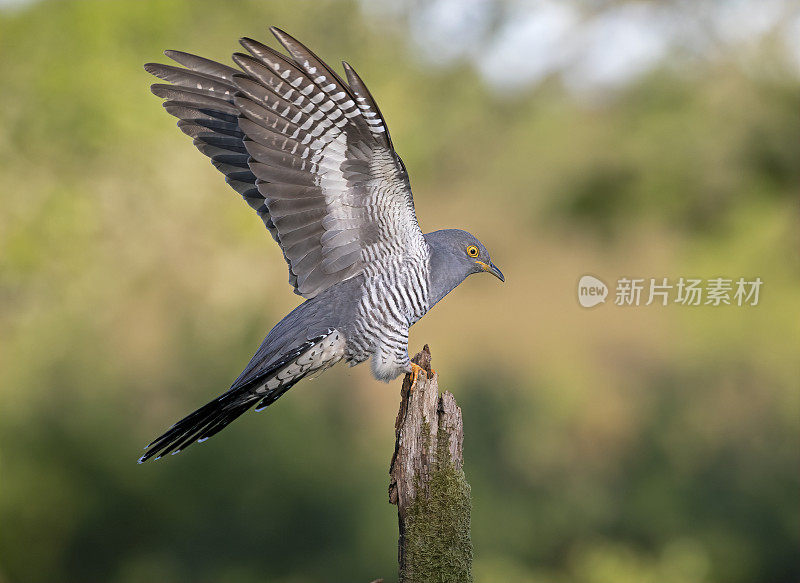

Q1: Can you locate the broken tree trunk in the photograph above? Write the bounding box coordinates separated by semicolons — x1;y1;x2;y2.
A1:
388;345;473;583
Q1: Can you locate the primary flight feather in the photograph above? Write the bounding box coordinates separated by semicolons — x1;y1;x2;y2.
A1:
139;26;504;463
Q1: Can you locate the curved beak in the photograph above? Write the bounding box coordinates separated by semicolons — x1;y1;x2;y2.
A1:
477;260;505;282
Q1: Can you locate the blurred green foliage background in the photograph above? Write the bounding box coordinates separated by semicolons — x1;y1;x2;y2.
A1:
0;1;797;582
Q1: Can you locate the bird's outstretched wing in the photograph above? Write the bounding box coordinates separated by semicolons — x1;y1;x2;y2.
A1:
145;27;426;298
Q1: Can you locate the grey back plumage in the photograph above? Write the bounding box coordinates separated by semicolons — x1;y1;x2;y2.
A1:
145;27;427;299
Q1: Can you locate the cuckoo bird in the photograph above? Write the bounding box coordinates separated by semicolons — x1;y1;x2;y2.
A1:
139;27;504;463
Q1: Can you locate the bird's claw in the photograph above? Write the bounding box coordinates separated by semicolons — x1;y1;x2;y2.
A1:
409;362;425;388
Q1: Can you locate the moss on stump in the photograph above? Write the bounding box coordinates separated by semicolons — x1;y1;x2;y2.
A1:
401;418;473;583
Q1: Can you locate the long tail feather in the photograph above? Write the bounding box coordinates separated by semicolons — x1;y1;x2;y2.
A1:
138;337;326;463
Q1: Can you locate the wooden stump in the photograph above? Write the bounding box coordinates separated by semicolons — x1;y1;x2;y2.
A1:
388;345;473;583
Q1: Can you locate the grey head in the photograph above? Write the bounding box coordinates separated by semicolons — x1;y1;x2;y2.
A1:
425;229;504;308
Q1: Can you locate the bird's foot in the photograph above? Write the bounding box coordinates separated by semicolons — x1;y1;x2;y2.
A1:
409;362;425;388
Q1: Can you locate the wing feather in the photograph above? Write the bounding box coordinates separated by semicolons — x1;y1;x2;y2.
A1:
145;27;427;298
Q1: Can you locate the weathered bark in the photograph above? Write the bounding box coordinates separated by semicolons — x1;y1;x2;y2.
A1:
388;345;473;583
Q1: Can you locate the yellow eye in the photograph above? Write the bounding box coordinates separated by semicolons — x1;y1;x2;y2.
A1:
467;245;479;258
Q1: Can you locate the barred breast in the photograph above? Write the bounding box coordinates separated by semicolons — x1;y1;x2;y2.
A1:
345;252;431;381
